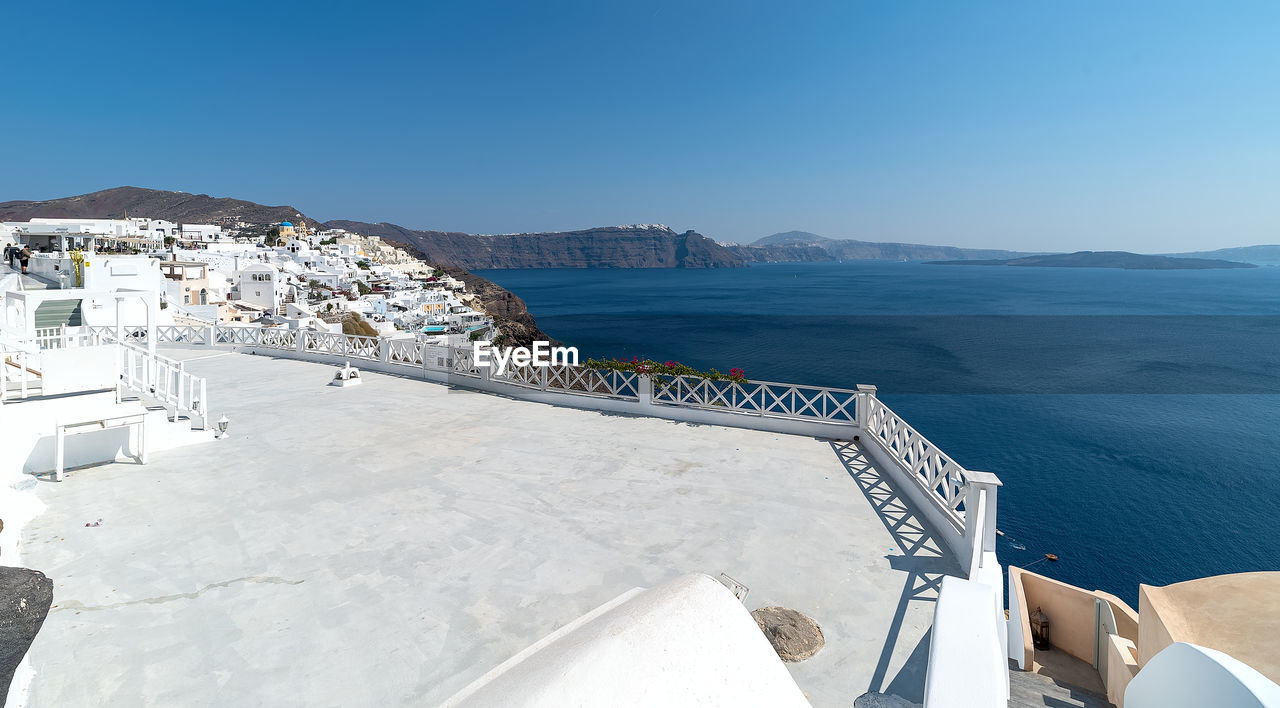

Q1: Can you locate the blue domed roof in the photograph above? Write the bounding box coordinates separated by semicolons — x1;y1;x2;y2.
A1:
280;221;293;227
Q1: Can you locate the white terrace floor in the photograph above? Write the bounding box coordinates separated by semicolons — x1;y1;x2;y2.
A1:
21;347;962;707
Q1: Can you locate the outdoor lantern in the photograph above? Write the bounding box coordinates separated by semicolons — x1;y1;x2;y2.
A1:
1030;606;1051;650
216;415;231;439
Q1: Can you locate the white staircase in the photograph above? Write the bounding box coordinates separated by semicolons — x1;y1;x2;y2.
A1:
0;324;217;481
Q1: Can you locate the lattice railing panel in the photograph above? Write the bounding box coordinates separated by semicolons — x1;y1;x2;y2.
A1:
651;376;858;423
864;397;968;524
156;325;209;345
260;328;298;349
387;339;423;365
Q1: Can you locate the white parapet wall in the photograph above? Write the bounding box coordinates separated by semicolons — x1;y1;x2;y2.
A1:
442;574;810;708
37;346;117;395
0;392;214;481
924;576;1009;707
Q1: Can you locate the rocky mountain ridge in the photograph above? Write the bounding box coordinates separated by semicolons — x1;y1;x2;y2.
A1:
324;220;744;269
0;186;323;230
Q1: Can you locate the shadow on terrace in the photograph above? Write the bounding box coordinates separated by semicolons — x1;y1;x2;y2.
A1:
832;439;962;705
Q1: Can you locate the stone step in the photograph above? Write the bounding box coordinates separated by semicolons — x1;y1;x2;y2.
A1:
1008;668;1114;708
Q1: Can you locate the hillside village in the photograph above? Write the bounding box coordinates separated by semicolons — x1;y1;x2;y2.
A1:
0;216;494;344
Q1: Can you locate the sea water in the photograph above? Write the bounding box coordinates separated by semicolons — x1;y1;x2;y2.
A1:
478;261;1280;605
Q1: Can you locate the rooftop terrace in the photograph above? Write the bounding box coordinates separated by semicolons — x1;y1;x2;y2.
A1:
20;346;962;706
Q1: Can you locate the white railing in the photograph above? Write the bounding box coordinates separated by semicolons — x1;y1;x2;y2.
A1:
119;325;148;341
33;325;111;350
862;395;969;529
7;323;101;361
450;346;481;378
215;325;262;345
3;326;48;402
260;328;298;350
388;338;424;366
145;326;998;564
115;336;208;427
303;331;381;360
652;375;858;423
33;326;68;349
155;324;210;345
83;325;113;341
491;361;641;399
1;347;41;402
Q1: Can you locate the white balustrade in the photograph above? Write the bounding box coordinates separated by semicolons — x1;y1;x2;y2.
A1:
651;375;858;422
141;325;999;570
387;338;424;365
155;324;209;345
114;336;208;428
260;328;298;349
449;346;481;378
862;395;970;529
490;360;641;399
214;325;261;345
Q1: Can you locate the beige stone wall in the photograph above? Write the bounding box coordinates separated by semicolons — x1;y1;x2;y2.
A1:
1015;569;1100;665
1137;572;1280;683
1104;634;1140;708
1137;584;1179;669
1096;590;1140;643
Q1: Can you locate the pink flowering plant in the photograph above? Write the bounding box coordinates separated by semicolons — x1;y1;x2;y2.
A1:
585;356;747;383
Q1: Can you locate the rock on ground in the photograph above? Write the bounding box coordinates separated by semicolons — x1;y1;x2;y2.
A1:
751;605;825;662
0;567;53;705
853;691;923;707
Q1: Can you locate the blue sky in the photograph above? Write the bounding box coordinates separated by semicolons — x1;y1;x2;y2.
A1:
2;1;1276;251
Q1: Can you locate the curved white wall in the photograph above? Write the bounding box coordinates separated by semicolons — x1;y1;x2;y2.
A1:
443;574;809;708
1126;642;1280;708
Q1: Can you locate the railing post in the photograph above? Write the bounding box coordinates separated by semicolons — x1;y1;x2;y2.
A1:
177;368;185;413
379;337;390;364
206;324;216;346
856;384;877;430
963;470;1002;563
296;330;306;354
19;351;29;399
638;374;653;406
198;378;208;429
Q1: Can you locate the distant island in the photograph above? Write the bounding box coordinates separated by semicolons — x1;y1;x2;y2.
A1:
927;251;1257;270
728;231;1280;266
725;230;1043;263
1162;244;1280;264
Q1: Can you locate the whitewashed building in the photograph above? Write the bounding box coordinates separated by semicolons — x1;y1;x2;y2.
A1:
179;224;224;243
235;263;284;312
